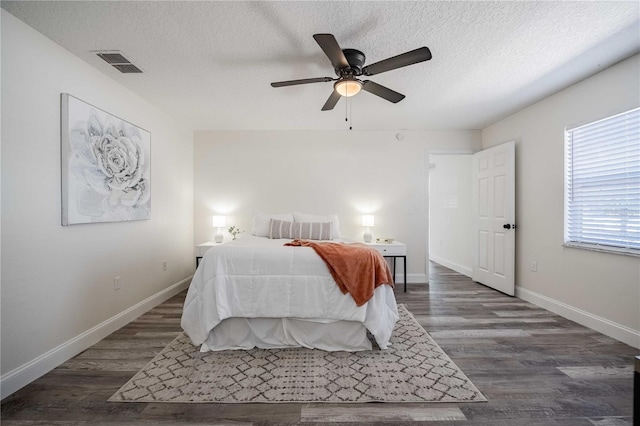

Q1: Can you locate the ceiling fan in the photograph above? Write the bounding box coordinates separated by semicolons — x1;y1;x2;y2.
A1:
271;33;432;111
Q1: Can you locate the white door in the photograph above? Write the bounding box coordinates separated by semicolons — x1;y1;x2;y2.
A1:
472;141;516;296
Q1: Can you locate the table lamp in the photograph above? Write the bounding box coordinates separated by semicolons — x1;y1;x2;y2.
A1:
212;215;226;243
362;215;374;243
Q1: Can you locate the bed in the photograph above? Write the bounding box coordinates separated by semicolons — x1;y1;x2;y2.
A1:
181;214;399;352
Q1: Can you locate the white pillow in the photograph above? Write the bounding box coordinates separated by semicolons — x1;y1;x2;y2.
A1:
293;212;341;238
251;212;294;237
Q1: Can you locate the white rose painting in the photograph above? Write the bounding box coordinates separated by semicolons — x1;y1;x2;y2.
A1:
61;94;151;225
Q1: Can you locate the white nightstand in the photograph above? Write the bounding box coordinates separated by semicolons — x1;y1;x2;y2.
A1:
364;241;407;292
196;241;220;268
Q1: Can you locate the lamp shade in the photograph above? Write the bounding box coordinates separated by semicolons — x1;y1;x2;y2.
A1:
335;79;362;97
362;215;375;227
212;215;226;228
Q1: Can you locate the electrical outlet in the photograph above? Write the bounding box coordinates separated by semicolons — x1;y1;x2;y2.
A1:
113;276;121;290
162;260;168;272
530;261;538;272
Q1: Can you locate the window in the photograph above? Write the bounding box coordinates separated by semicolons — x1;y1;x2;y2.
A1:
564;107;640;256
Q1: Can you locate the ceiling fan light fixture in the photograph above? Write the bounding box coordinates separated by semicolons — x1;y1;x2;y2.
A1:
334;79;362;97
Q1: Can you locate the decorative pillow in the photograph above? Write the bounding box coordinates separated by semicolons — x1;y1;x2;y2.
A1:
269;219;333;240
251;212;294;237
293;212;341;238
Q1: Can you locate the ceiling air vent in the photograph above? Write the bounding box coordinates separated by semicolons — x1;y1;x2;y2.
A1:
95;51;143;74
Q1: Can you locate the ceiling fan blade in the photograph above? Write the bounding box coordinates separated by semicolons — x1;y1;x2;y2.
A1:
321;90;342;111
313;34;349;69
271;77;333;87
362;47;432;76
361;81;405;103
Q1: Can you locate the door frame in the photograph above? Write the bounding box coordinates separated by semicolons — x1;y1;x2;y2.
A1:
425;148;475;282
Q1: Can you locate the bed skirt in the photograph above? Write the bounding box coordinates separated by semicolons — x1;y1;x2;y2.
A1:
199;317;373;352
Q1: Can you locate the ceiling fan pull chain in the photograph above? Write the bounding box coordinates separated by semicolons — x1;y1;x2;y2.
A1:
345;95;353;130
345;91;348;123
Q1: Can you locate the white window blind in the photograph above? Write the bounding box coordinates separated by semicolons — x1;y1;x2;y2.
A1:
564;107;640;256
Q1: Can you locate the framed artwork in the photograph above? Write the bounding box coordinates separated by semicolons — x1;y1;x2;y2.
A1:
61;93;151;225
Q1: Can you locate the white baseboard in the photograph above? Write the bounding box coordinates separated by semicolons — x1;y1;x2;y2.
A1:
394;273;427;284
429;255;472;277
1;276;192;400
408;274;428;284
383;256;427;284
516;286;640;349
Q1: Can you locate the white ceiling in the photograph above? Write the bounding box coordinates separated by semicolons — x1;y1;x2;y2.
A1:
3;1;639;131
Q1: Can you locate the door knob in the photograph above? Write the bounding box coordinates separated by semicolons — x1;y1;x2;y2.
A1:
503;224;512;229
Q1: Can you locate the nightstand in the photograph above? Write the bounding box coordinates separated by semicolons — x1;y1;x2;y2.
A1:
364;241;407;292
196;241;218;268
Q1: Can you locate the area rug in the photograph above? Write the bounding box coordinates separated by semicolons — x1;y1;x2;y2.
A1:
109;305;486;403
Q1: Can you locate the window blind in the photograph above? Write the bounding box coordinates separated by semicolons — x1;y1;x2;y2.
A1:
565;107;640;255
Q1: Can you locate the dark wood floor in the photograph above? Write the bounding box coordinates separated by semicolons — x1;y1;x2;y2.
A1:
2;262;636;425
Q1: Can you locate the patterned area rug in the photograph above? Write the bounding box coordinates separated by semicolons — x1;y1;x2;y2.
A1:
109;305;486;403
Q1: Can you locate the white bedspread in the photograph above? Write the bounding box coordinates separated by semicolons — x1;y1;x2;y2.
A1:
181;236;399;351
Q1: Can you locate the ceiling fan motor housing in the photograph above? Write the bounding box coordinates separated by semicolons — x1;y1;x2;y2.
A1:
340;48;366;76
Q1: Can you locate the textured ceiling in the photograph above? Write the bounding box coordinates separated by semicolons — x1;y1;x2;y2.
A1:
3;1;639;131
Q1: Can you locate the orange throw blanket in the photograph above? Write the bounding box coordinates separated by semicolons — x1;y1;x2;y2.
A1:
284;239;394;306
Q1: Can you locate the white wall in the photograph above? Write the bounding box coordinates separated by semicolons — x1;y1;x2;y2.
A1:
194;130;480;283
482;54;640;348
428;154;473;276
1;10;195;397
